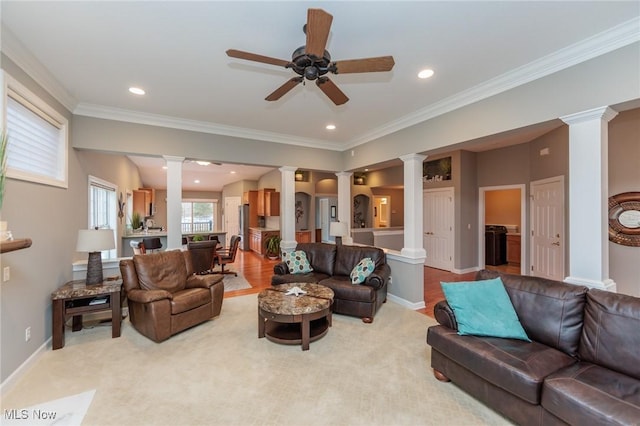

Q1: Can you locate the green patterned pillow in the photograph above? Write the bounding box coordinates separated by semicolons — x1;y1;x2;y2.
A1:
350;257;375;284
283;250;313;274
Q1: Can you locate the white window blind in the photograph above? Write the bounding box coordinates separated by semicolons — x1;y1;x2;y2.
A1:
4;76;68;188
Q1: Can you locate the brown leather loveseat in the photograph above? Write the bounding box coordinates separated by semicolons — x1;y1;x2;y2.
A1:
120;250;224;342
427;270;640;425
272;243;390;323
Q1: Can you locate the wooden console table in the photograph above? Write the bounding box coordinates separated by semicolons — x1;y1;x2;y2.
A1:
51;279;122;350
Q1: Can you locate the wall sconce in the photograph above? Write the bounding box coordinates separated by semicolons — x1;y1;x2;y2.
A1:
295;170;304;181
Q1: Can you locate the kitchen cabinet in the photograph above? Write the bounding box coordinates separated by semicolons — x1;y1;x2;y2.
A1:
249;228;280;256
507;234;521;265
243;190;259;227
295;230;312;243
257;188;279;216
133;189;154;218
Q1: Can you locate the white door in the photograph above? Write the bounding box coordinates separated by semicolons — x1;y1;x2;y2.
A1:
530;177;564;280
423;188;454;271
319;198;330;242
224;196;241;246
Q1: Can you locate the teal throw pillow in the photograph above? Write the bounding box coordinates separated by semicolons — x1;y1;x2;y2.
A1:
283;250;313;274
441;277;530;341
350;258;375;284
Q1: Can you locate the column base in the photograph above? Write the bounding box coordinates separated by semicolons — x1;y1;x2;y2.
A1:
564;276;617;292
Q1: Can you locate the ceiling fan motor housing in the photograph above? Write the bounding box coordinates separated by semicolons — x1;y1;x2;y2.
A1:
291;45;334;80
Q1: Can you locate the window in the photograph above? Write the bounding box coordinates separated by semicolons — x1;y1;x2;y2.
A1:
3;72;68;188
181;200;217;234
89;176;117;259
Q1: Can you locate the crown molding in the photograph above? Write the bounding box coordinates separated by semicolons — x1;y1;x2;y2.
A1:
345;17;640;149
0;27;77;112
73;103;344;151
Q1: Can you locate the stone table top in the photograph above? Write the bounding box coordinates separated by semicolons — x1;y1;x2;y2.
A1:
258;283;334;316
52;279;123;300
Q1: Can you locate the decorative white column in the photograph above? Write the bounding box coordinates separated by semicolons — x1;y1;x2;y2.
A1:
163;155;184;250
336;172;353;245
561;106;618;291
400;154;427;259
279;166;297;253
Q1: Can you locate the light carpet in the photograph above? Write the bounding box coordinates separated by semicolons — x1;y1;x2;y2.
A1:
221;273;252;291
2;295;511;426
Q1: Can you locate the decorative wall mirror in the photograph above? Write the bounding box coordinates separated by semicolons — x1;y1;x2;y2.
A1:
608;192;640;247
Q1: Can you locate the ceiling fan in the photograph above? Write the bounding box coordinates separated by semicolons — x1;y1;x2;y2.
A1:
226;8;395;106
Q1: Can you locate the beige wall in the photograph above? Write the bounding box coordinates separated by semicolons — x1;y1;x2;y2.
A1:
485;189;521;230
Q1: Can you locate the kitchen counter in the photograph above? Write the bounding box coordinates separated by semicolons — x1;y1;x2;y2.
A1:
122;231;167;239
249;227;280;232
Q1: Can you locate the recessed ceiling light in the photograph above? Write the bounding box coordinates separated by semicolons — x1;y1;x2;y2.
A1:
162;166;168;170
326;124;336;130
364;168;369;172
230;171;236;174
418;69;434;79
128;87;146;95
195;161;211;166
194;179;200;184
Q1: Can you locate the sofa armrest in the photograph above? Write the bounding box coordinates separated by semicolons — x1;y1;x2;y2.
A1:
273;262;289;275
185;274;222;289
127;288;173;304
433;300;458;331
364;263;391;290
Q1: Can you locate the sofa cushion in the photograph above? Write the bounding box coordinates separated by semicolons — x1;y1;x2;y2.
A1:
334;244;385;277
134;250;188;293
170;288;210;314
319;275;376;303
282;250;313;274
295;243;336;276
427;325;576;404
271;271;330;285
441;278;530;341
350;257;375;284
477;270;588;357
579;289;640;380
542;362;640;425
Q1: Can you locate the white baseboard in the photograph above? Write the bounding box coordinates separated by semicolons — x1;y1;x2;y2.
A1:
451;266;480;274
387;293;426;310
1;337;51;397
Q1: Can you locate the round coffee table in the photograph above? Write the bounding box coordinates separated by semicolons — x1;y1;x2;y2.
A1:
258;283;334;351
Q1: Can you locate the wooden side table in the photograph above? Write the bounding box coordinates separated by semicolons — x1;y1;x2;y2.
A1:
51;279;122;350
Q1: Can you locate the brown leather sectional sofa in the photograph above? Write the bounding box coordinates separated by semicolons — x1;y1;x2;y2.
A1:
272;243;390;323
427;269;640;425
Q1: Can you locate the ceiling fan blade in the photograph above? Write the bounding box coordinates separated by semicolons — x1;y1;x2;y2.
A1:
306;8;333;59
226;49;290;68
316;78;349;106
265;77;303;101
333;56;395;74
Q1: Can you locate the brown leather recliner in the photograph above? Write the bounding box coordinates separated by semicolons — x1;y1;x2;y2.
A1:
119;250;224;342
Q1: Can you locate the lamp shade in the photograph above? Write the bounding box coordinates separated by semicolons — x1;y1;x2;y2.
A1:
329;221;347;237
76;229;115;252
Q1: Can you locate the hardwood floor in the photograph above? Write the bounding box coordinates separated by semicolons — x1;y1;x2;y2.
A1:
226;250;520;320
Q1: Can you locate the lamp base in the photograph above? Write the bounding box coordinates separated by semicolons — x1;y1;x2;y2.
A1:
335;236;343;245
86;251;104;285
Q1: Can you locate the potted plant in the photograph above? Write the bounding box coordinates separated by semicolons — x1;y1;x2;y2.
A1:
192;234;205;242
131;211;142;231
265;235;281;260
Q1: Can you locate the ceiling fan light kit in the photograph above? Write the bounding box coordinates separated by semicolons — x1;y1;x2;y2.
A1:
226;8;395;106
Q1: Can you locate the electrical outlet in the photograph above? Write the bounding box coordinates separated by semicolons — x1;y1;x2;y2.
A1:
25;327;31;342
3;266;9;282
389;276;393;284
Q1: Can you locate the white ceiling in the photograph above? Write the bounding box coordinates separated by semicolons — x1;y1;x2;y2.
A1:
2;1;638;190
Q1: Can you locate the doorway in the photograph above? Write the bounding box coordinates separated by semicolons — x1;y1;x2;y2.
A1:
373;195;391;228
479;185;526;274
423;188;454;271
224;196;241;246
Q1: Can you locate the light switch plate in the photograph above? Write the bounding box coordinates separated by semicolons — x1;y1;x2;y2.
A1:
3;266;9;282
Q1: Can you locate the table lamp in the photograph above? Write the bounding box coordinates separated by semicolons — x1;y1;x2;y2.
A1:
329;221;347;245
76;229;115;285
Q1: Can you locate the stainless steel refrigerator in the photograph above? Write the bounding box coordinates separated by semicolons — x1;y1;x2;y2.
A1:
239;204;250;250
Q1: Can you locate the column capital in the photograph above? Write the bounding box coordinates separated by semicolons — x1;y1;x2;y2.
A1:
279;166;297;173
162;155;185;163
560;106;618;125
335;171;353;178
399;153;427;163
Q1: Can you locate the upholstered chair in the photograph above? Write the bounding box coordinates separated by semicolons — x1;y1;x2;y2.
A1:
119;250;224;342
